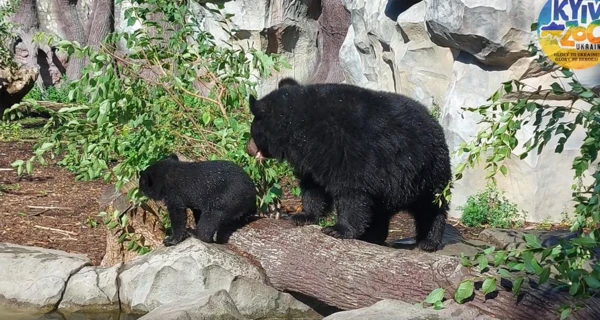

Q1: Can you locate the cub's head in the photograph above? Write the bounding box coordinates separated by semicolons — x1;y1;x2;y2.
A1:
246;78;300;161
138;154;178;199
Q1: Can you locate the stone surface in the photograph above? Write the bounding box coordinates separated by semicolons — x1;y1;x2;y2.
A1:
424;0;545;67
323;299;492;320
393;224;493;257
58;264;121;313
339;0;396;92
138;289;246;320
193;0;320;97
0;243;91;312
478;228;580;250
227;275;321;319
118;237;267;314
391;2;458;107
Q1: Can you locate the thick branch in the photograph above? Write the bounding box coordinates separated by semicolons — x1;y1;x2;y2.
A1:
227;218;600;320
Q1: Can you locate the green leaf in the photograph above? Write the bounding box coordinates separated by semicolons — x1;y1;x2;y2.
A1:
583;276;600;289
11;159;24;167
569;280;581;296
482;277;497;296
550;83;565;95
530;22;538;31
523;233;542;248
424;288;445;304
454;280;474;304
508;261;524;271
433;300;444;310
25;160;32;174
494;252;508;267
483;246;496;255
499;165;508;176
539;267;551;285
560;307;571;320
512;277;524;297
202;112;211;125
477;254;489;272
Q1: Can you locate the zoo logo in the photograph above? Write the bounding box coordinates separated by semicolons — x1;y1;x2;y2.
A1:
537;0;600;70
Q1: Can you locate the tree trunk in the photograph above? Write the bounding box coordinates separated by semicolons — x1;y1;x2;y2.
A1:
306;0;350;84
226;219;600;320
54;0;114;80
10;0;40;68
85;0;114;51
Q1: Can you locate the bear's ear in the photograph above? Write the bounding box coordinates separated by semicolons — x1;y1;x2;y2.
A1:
167;153;179;161
249;94;268;116
278;78;299;88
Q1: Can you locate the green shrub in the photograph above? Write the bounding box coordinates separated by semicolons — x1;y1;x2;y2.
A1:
0;121;22;141
458;183;526;229
23;78;74;103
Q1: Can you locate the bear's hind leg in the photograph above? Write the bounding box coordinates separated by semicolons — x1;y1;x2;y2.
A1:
322;193;373;239
292;176;333;226
360;209;393;245
164;202;190;247
412;202;447;252
192;211;223;243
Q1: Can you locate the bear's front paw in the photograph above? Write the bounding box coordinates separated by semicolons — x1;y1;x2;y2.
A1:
418;239;441;252
291;212;317;226
163;233;188;247
321;224;357;239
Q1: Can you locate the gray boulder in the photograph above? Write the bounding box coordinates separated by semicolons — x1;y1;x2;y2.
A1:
324;299;492;320
58;264;121;313
118;237;267;314
0;243;91;313
227;275;321;319
138;289;246;320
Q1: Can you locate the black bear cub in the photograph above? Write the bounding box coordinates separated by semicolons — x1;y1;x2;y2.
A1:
138;154;257;246
246;78;452;252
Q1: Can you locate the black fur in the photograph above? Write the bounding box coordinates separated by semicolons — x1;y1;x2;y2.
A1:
138;154;257;246
248;78;452;252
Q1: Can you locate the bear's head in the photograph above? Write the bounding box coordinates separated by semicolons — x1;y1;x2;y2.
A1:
246;78;300;162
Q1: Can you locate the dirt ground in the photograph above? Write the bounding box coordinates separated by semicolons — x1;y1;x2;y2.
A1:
0;141;108;265
0;139;562;266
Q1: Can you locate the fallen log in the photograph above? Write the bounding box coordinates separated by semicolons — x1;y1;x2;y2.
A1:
98;182;600;319
226;218;600;320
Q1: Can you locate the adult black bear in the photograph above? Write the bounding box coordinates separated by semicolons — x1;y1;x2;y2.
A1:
138;154;257;246
246;78;452;252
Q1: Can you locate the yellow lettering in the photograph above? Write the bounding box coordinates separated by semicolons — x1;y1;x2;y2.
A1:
561;27;575;47
571;26;587;42
587;24;600;44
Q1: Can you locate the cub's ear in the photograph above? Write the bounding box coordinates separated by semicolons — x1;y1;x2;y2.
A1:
278;78;299;88
167;153;179;161
249;94;268;116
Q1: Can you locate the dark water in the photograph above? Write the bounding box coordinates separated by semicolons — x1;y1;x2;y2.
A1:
0;307;143;320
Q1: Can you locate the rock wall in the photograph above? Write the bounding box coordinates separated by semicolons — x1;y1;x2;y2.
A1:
337;0;595;223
